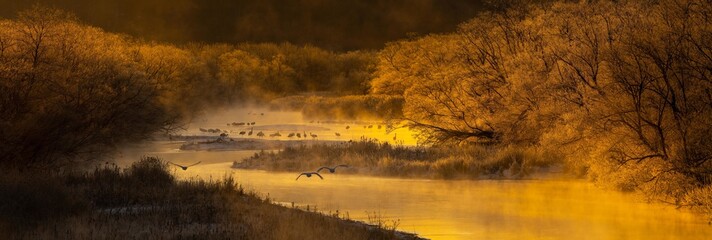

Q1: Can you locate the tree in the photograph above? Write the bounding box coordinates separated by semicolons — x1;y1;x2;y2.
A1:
0;6;182;168
380;6;556;145
578;0;712;199
372;0;712;208
217;49;267;102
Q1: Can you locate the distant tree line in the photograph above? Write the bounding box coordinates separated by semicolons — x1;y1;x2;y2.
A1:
270;94;404;120
211;43;375;103
372;0;712;208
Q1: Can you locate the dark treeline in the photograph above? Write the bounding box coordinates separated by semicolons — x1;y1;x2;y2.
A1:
371;0;712;213
0;6;375;168
0;0;487;51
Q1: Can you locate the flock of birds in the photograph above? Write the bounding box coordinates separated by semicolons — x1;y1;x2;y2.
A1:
231;129;322;139
296;164;349;180
199;128;226;134
208;122;399;142
169;114;399;186
167;161;349;182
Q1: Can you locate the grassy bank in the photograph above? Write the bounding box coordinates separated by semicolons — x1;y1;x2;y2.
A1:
0;157;421;239
233;140;564;179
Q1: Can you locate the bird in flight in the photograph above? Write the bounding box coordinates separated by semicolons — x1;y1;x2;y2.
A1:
168;161;201;170
317;164;349;173
296;172;324;180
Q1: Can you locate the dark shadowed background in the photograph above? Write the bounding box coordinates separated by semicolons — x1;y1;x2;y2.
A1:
0;0;486;50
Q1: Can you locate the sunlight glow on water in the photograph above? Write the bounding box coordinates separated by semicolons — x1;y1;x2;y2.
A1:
176;162;711;240
114;141;712;240
110;108;712;239
183;107;419;146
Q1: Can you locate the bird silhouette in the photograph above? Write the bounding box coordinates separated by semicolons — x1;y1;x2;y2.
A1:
335;132;341;137
296;172;323;180
168;161;201;170
248;128;253;136
317;165;349;173
393;133;397;141
288;133;295;137
345;125;350;130
310;133;317;139
256;131;265;137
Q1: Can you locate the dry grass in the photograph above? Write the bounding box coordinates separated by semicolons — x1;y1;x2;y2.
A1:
0;157;422;239
234;140;564;180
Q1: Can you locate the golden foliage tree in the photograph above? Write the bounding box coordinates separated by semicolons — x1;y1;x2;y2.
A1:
373;0;712;207
0;6;182;168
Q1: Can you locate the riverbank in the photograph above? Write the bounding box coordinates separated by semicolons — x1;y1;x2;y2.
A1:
227;139;712;222
231;139;565;180
0;157;423;239
175;135;347;151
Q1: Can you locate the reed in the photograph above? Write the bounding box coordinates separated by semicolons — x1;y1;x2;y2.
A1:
234;139;564;179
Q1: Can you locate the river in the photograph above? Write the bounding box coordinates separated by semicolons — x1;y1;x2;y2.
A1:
113;140;712;240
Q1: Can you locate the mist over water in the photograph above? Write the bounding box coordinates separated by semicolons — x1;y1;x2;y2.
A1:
133;157;712;240
193;164;712;240
179;107;418;145
112;108;712;240
3;2;711;239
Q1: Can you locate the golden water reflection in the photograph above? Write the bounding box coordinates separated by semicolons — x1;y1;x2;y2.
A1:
164;160;709;240
114;141;711;239
183;108;420;146
114;114;712;240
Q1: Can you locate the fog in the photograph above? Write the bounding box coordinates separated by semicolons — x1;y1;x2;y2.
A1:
114;140;712;240
106;106;712;239
181;106;419;145
3;1;711;239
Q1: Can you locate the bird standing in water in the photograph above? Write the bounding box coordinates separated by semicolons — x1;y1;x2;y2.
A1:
168;161;201;170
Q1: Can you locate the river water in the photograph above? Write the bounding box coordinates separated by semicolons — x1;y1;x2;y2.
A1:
113;140;712;240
